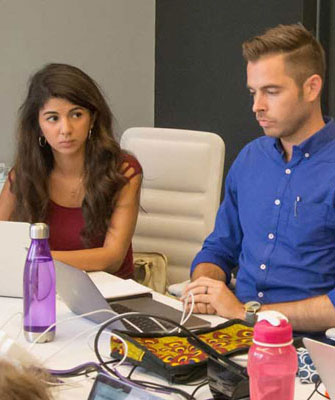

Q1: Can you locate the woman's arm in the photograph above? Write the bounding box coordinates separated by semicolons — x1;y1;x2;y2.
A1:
0;178;16;221
51;170;142;273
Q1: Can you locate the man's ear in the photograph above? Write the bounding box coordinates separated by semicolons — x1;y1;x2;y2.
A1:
303;74;323;102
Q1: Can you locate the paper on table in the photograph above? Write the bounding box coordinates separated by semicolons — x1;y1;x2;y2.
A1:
88;271;152;299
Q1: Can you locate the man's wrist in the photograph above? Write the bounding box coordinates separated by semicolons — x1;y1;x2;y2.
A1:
236;305;247;320
244;301;262;324
191;263;226;282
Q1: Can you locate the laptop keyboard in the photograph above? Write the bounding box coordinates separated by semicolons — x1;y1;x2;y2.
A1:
109;302;175;332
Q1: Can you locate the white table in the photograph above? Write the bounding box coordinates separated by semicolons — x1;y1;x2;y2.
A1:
0;292;322;400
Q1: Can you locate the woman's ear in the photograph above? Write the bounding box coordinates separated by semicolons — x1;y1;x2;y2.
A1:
90;112;97;129
303;74;323;102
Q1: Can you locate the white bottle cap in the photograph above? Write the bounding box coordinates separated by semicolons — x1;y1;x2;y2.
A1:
257;310;288;326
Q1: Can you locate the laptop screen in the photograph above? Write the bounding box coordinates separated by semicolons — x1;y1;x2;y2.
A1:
0;221;30;298
303;337;335;400
88;373;163;400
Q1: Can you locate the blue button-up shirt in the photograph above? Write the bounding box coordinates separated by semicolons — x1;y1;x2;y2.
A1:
191;118;335;308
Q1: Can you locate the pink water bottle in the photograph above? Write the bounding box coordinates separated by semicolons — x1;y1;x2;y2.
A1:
247;312;297;400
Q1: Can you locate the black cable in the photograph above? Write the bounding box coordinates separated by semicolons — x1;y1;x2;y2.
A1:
94;311;227;364
315;380;329;399
49;362;102;378
306;385;317;400
97;359;193;398
127;365;137;379
316;389;329;399
184;378;208;387
50;359;119;379
130;379;193;399
190;380;209;399
306;379;328;400
81;361;119;378
93;312;219;399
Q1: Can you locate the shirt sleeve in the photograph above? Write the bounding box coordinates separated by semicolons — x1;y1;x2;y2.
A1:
327;288;335;308
121;152;142;179
190;165;243;284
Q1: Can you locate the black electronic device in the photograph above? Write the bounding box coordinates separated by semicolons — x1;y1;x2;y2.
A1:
87;373;164;400
207;348;250;400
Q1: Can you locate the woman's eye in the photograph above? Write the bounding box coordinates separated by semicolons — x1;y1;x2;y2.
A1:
72;112;82;119
46;115;58;122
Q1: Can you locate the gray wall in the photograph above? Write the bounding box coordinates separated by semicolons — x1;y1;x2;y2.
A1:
155;0;305;198
0;0;155;164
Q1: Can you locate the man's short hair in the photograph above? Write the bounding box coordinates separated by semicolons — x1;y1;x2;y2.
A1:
242;24;326;87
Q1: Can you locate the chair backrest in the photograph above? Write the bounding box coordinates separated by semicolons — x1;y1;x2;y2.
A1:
120;127;225;283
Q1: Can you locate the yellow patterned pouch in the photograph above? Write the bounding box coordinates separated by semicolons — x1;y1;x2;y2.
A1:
110;319;253;383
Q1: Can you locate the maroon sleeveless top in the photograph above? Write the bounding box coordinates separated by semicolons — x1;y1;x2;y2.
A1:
47;153;142;279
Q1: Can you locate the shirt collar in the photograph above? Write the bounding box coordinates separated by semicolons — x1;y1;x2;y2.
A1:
273;117;335;156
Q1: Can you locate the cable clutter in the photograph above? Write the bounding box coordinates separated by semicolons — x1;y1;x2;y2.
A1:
3;306;328;400
94;312;253;399
2;299;254;399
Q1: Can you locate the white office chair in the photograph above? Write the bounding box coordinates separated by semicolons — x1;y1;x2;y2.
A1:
120;127;225;284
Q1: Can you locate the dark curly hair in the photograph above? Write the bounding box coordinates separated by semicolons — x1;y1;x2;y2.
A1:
11;63;128;245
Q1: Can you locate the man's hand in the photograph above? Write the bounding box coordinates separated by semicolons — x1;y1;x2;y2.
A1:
182;276;245;320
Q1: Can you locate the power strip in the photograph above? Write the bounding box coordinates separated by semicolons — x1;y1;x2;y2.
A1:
0;331;39;365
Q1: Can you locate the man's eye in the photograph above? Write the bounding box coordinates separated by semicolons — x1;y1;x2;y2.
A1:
267;90;279;95
249;92;255;97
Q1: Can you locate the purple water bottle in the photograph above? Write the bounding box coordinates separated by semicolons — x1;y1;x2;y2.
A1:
23;223;56;343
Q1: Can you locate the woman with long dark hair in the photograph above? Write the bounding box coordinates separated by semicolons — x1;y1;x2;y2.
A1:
0;63;142;279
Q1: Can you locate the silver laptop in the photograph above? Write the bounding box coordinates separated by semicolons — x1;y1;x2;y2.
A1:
303;337;335;400
55;260;211;333
0;221;30;298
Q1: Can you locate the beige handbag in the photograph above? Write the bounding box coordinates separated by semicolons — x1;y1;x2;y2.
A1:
133;251;168;294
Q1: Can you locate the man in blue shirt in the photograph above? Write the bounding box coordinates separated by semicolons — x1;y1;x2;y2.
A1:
184;24;335;332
